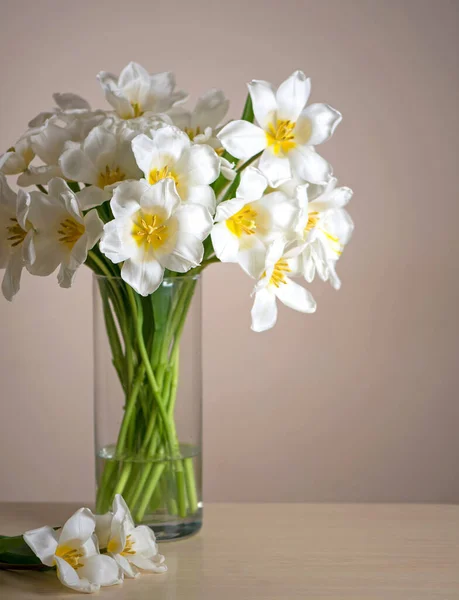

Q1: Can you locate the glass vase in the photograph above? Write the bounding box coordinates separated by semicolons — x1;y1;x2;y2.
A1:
93;273;202;540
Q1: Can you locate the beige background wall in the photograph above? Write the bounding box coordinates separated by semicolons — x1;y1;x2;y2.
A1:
1;0;458;503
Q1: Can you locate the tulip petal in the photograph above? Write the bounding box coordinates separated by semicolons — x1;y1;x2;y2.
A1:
129;553;167;573
150;126;190;163
289;146;332;185
59;146;98;186
55;556;99;594
95;513;113;550
53;92;91;111
97;71;134;119
23;526;59;567
17;165;63;187
276;71;311;123
83;209;105;250
238;240;267;278
251;287;278;332
140;179;181;218
192;89;229;130
158;231;203;272
258;148;291;187
113;553;140;578
76;185;109;210
248;80;277;129
217;120;267;160
236;167;267;200
174;204;213;240
186;144;220;186
211;221;240;263
79;554;123;587
58;508;96;549
184;185;216;213
130;525;159;557
300;103;342;146
0;174;18;210
83;126;117;169
100;219;133;264
275;279;316;313
121;257;164;296
1;249;24;301
110;180;146;218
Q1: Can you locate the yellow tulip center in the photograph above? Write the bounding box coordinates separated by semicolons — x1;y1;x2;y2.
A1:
121;535;136;557
58;218;85;250
6;218;28;248
132;212;169;249
131;102;144;118
226;205;257;238
268;258;291;287
305;211;319;233
148;165;179;187
184;126;202;140
54;545;84;570
98;165;126;188
266;120;296;155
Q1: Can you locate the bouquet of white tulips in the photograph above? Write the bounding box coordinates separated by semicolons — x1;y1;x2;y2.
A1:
1;62;353;526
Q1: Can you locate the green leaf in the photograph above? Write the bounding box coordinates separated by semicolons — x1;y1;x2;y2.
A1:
151;284;172;332
240;93;254;123
67;181;81;193
0;535;54;571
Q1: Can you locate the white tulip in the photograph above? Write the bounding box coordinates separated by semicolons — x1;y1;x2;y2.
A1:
97;62;187;120
251;238;316;332
169;89;235;181
0;175;33;301
217;71;341;186
28;92;93;128
211;167;300;277
0;137;34;176
59;125;142;209
132;124;220;213
24;178;104;288
297;177;354;289
96;494;167;578
24;507;122;594
100;178;212;296
169;89;229;142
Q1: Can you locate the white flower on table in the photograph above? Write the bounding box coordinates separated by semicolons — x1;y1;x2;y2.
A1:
0;175;33;301
23;507;122;594
132;124;220;213
96;494;167;578
250;238;316;332
217;71;341;186
211;167;300;277
98;61;187;120
59;124;142;209
100;178;213;296
296;177;354;290
24;178;103;288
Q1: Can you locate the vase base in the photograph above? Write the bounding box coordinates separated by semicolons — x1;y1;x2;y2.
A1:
149;517;202;542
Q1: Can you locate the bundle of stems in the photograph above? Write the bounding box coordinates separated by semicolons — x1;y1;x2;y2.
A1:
88;96;257;522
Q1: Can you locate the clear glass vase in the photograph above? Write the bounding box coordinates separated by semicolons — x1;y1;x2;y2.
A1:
93;273;202;540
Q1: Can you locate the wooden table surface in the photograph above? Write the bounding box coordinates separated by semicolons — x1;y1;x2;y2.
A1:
0;503;458;599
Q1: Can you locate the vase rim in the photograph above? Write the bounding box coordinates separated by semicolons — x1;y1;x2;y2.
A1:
92;273;201;282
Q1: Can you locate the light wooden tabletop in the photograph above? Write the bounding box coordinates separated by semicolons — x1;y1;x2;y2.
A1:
0;503;458;599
